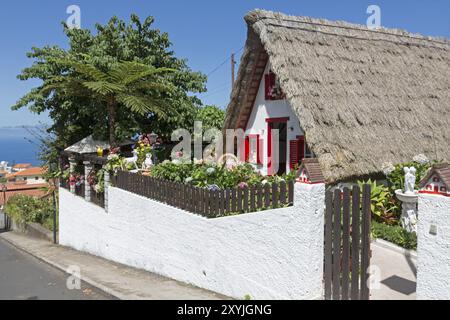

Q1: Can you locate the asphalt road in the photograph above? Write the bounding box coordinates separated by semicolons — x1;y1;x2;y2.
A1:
0;237;113;300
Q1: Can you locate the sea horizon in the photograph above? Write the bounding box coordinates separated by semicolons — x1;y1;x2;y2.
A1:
0;126;42;166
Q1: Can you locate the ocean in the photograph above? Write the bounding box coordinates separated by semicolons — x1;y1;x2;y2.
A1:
0;127;41;166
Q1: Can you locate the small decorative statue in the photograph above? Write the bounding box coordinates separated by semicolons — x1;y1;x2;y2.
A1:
404;167;417;194
125;149;139;171
142;153;153;170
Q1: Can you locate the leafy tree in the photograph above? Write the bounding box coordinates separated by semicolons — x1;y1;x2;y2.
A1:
42;59;176;146
13;14;206;166
195;105;225;132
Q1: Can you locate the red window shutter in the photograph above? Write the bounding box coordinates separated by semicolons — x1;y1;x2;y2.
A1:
290;140;300;169
257;135;263;165
298;136;305;162
269;72;276;89
264;74;271;100
245;136;250;162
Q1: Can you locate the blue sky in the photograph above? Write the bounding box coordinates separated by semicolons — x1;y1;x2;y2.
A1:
0;0;449;127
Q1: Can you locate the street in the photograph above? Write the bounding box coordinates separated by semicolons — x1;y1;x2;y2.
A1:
0;237;113;300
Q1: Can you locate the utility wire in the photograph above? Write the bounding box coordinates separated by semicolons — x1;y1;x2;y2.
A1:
206;46;244;77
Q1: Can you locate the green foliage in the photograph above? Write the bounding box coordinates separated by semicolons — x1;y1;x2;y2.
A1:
105;154;127;172
372;221;417;250
5;194;56;231
135;140;152;168
13;14;207;169
358;179;399;225
195;105;225;132
386;161;432;192
150;161;295;189
243;294;252;300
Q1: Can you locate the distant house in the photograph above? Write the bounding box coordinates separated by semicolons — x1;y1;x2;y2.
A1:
0;183;49;207
7;167;47;185
224;10;450;183
12;163;32;172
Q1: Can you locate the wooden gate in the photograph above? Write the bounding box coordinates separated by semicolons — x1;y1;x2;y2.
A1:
324;185;371;300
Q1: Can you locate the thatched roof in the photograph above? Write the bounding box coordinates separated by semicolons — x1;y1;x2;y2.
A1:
419;163;450;189
224;9;450;183
65;135;133;155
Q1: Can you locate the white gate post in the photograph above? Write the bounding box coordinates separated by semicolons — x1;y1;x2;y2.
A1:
69;157;77;194
104;170;110;212
294;180;326;299
416;194;450;299
83;161;92;202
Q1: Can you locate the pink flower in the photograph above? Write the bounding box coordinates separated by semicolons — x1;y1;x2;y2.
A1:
238;182;249;189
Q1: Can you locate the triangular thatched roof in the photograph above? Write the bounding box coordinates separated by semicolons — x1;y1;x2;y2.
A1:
224;9;450;183
64;135;133;154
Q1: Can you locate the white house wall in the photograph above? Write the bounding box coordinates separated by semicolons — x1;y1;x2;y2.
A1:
245;63;303;175
416;194;450;299
59;183;325;300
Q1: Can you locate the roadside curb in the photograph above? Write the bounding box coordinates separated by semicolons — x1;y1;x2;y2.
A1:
0;232;124;300
0;231;228;300
372;238;417;259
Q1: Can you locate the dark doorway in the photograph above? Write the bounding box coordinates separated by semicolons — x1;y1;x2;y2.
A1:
272;122;287;175
268;118;288;175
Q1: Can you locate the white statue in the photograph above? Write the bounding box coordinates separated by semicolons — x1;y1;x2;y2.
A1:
125;149;139;171
404;166;417;195
142;153;153;170
402;209;418;233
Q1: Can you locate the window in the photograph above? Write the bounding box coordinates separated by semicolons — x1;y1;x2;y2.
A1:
264;71;284;100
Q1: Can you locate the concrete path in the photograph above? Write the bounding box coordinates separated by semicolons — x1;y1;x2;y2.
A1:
0;231;227;300
370;241;417;300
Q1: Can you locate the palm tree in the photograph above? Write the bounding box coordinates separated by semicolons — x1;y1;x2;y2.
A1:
42;58;176;147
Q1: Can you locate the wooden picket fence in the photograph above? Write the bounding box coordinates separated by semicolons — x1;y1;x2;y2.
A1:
113;170;294;218
324;185;372;300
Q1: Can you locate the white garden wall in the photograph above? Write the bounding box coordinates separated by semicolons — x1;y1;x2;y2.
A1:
59;183;325;300
416;194;450;299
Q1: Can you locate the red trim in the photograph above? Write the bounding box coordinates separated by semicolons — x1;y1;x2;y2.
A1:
245;136;250;162
295;178;323;185
257;136;263;165
266;117;290;123
290;140;299;170
419;190;450;197
266;117;289;175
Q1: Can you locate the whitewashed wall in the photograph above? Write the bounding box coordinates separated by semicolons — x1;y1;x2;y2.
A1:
416;194;450;300
59;183;325;300
245;63;304;175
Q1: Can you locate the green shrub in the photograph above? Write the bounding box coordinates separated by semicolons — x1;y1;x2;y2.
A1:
358;179;400;225
371;220;417;250
5;194;56;231
386;160;433;193
150;161;295;189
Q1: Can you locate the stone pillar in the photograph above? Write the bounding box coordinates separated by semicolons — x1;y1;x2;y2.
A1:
104;170;110;212
83;161;92;202
293;181;326;299
416;193;450;299
69;157;77;194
